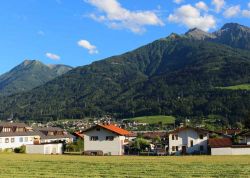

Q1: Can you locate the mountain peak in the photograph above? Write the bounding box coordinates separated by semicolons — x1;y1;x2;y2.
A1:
185;28;215;40
22;59;42;67
220;23;250;32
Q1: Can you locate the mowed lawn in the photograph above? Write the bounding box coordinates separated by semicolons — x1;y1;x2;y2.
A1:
131;115;175;125
0;154;250;178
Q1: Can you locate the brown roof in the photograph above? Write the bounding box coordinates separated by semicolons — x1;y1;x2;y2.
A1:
237;131;250;137
84;124;130;136
209;138;232;148
142;132;167;139
168;126;210;134
0;122;28;128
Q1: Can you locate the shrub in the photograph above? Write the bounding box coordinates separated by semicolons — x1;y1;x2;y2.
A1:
14;146;26;153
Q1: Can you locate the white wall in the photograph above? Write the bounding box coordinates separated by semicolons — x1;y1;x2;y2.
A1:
211;147;250;155
84;128;125;155
169;128;208;155
211;147;232;155
0;136;39;150
26;144;63;154
41;137;73;144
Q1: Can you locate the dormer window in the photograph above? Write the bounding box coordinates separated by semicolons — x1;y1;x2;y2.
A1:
47;131;54;136
2;127;11;132
16;127;25;132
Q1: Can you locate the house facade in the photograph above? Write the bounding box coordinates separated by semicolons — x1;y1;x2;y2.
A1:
0;123;40;151
168;126;209;155
209;137;250;155
83;124;130;155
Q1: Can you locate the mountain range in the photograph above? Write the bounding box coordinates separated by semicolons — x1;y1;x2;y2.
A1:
0;23;249;127
0;60;72;96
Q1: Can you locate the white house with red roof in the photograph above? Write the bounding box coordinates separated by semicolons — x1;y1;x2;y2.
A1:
83;124;130;156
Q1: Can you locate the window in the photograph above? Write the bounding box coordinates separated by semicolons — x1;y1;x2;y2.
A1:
190;140;193;147
200;145;204;151
19;137;23;143
11;138;15;143
90;136;98;141
16;128;24;132
106;136;114;141
25;137;28;142
199;134;204;139
172;135;175;140
0;138;2;143
172;146;176;151
5;138;9;143
3;128;11;132
175;135;178;140
96;128;100;131
176;146;179;151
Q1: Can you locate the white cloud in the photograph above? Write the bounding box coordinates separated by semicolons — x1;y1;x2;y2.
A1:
212;0;225;12
195;1;208;11
78;40;98;54
173;0;184;4
248;2;250;8
86;0;164;34
242;10;250;18
37;30;45;36
168;4;216;32
46;53;60;61
223;5;241;18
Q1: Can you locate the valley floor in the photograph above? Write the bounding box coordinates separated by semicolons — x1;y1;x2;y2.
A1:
0;154;249;178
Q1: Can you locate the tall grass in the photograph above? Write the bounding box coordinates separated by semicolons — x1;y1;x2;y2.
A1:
0;154;249;177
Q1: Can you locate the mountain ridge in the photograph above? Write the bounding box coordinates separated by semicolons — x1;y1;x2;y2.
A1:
0;60;73;96
0;23;249;127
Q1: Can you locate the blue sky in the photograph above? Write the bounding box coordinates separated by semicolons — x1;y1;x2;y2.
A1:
0;0;249;74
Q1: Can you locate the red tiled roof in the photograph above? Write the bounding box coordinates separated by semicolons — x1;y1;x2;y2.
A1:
99;124;130;136
209;138;232;148
74;132;84;139
84;124;130;136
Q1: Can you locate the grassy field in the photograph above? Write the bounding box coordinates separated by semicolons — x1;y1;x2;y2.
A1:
130;115;175;125
0;154;250;178
218;84;250;90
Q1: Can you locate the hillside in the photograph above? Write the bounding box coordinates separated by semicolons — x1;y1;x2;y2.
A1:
0;23;249;127
0;60;72;96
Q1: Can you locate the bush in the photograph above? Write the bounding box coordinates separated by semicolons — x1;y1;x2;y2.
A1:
14;146;26;153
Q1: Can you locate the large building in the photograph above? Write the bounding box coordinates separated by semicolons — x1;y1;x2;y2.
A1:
168;126;209;155
83;124;130;155
0;122;40;151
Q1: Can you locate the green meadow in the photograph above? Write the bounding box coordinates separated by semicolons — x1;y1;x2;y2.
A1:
0;154;249;178
218;84;250;90
130;115;175;125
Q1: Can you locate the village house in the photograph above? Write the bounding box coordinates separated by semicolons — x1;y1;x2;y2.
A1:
34;127;74;144
237;131;250;145
0;122;40;151
168;126;210;155
83;124;131;156
209;136;250;155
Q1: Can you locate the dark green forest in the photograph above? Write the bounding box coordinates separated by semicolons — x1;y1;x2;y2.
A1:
0;23;249;127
